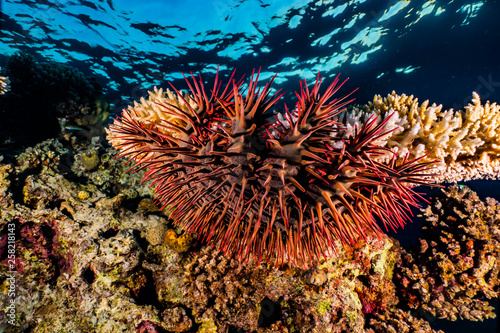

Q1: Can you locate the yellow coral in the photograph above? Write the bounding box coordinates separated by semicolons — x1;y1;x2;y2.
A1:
78;190;90;200
343;91;500;182
137;198;160;212
196;317;217;333
164;229;193;252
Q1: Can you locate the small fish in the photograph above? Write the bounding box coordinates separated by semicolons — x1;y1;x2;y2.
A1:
64;125;85;131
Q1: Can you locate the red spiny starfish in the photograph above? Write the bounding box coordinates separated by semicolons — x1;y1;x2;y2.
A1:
107;68;438;267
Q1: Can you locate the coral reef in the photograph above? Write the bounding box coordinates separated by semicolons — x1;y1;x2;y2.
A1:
107;86;191;146
68;136;150;195
395;184;500;322
341;91;500;182
107;70;437;267
0;130;497;332
182;235;408;333
15;138;69;173
0;52;111;149
1;64;498;332
0;138;171;332
0;67;9;95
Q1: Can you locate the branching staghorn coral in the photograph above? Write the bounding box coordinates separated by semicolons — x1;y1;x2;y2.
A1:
340;91;500;182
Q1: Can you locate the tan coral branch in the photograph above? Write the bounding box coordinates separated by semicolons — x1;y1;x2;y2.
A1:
341;91;500;182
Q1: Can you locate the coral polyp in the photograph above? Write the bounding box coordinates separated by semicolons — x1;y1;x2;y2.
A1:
106;69;437;266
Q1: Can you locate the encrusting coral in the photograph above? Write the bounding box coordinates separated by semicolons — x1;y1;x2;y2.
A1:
106;69;438;267
341;91;500;182
395;184;500;322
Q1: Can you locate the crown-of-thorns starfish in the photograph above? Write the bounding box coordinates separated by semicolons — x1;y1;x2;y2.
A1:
107;68;438;267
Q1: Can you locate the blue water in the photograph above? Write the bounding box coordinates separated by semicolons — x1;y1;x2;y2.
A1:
1;0;500;332
2;0;499;110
